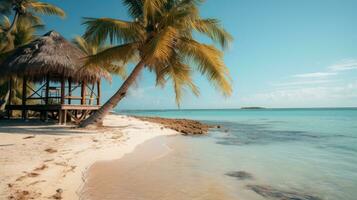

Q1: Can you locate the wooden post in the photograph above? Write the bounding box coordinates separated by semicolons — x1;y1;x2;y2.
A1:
44;75;50;121
22;76;28;120
7;77;13;118
58;110;62;124
63;109;67;125
88;83;95;105
97;80;101;105
81;81;86;105
45;75;50;104
68;78;72;105
8;77;13;105
61;77;65;105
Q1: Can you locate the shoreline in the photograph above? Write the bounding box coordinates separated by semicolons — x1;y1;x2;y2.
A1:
0;115;180;200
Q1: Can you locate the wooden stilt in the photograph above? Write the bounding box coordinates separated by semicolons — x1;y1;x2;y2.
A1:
44;75;50;121
97;80;101;105
7;77;13;118
22;76;28;120
81;81;86;105
61;77;65;105
63;109;67;125
68;78;72;105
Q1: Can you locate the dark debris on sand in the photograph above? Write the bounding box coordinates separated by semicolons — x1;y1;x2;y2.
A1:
247;185;322;200
225;171;254;180
134;116;215;135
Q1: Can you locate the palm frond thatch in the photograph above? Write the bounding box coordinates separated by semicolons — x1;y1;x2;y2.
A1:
0;31;110;83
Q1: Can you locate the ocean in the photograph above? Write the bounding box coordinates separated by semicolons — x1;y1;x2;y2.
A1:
84;108;357;200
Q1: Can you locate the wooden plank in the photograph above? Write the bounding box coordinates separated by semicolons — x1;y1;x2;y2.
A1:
64;96;82;99
61;105;100;110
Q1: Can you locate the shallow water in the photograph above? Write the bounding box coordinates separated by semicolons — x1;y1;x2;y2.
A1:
84;108;357;200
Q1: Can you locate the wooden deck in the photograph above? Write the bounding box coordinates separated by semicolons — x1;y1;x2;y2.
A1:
6;104;100;111
6;104;100;124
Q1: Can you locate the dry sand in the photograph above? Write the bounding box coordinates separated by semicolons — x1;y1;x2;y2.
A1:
0;115;178;200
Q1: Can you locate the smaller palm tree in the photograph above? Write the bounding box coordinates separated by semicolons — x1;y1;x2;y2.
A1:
0;16;43;110
0;0;65;111
79;0;233;127
0;0;65;52
0;0;65;34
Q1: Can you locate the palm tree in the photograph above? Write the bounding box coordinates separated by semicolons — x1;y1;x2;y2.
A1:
0;16;43;110
0;0;65;34
79;0;233;127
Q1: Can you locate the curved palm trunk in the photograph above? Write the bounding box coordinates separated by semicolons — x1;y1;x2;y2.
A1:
79;60;146;128
6;11;19;35
0;90;10;110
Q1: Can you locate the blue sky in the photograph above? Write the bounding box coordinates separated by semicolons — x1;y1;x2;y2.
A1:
40;0;357;109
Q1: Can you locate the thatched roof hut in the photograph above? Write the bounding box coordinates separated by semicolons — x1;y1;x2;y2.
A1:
0;30;110;83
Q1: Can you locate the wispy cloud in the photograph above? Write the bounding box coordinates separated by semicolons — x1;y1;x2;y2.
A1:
273;79;336;87
292;72;337;78
328;59;357;71
243;59;357;107
241;81;357;107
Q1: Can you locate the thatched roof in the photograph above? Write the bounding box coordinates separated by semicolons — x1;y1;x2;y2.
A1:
0;31;110;83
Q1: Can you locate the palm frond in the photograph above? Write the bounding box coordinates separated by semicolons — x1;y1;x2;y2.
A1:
142;26;177;65
143;0;166;23
193;18;233;49
121;0;143;19
155;53;199;106
179;38;232;96
85;42;139;67
82;17;144;45
0;15;10;29
158;2;198;30
102;62;127;79
73;36;97;55
28;2;66;18
18;12;43;26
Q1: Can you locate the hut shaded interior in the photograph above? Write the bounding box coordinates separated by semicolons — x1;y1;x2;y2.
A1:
1;31;110;124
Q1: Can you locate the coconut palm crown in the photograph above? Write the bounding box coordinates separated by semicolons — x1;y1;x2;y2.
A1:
80;0;233;127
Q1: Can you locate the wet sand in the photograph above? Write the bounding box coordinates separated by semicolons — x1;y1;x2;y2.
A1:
81;135;237;200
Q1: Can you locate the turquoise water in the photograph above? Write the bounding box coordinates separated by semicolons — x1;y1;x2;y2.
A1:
119;108;357;200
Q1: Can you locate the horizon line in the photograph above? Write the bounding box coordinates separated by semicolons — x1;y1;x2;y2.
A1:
117;106;357;112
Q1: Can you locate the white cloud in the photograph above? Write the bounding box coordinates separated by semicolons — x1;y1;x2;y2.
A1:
292;72;337;78
272;79;335;87
328;59;357;71
240;82;357;107
127;86;155;98
241;59;357;107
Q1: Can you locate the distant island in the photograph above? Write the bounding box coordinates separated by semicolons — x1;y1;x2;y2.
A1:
241;107;266;110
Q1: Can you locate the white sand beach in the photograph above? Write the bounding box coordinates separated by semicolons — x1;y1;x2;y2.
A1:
0;115;178;200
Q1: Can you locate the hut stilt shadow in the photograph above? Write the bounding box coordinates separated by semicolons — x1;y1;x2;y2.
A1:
1;31;110;124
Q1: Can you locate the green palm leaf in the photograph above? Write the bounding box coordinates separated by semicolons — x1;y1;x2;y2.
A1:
82;17;144;45
193;19;233;49
179;38;232;96
28;2;66;18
